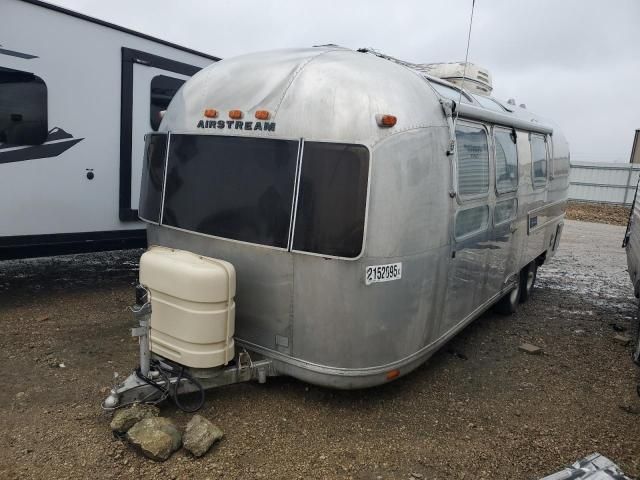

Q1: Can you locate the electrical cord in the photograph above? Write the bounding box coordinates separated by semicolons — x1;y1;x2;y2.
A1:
171;366;205;413
135;359;205;412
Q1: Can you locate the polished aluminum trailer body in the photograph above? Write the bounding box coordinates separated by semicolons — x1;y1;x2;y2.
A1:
143;47;570;388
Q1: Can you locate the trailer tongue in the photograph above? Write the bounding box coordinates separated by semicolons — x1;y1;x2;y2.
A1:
102;247;273;411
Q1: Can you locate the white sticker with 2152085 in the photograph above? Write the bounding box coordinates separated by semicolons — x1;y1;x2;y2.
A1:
365;262;402;285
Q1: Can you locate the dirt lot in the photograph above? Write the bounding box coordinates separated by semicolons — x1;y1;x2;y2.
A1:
1;220;639;480
566;201;631;226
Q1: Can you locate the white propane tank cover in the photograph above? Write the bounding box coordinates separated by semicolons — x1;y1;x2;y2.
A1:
422;62;493;96
139;246;236;369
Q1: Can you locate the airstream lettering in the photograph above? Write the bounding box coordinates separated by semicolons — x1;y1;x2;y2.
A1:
196;119;276;131
104;46;569;409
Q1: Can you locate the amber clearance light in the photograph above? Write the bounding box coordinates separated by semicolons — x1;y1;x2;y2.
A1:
229;110;243;119
386;369;400;380
204;109;218;118
255;110;270;120
376;114;397;128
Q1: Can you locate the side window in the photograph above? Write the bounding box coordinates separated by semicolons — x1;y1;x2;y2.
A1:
495;198;517;225
552;143;570;177
150;75;185;131
0;67;47;145
530;134;548;188
456;124;490;197
494;128;518;194
455;205;489;239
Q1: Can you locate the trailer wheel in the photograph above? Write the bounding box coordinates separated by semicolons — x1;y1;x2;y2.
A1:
494;280;521;315
519;262;538;303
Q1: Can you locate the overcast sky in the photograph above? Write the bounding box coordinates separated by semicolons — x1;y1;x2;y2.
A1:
51;0;640;163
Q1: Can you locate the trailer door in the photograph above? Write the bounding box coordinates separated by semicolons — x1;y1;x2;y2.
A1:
485;127;520;296
442;123;492;333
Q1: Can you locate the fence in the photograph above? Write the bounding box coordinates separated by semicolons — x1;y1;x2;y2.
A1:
569;161;640;205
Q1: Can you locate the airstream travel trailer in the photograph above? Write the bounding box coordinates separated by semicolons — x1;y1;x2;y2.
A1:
104;46;570;409
0;0;217;259
623;130;640;364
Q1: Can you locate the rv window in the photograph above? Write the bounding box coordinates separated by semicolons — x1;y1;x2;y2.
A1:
456;124;490;197
455;205;489;239
429;82;472;103
531;135;548;188
162;135;299;248
0;67;47;145
494;128;518;193
150;75;185;131
293;142;369;258
472;94;505;112
139;134;168;223
553;148;570;177
494;198;517;225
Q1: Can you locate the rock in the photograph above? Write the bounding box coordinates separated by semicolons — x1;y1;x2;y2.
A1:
518;343;542;355
127;417;181;461
410;473;424;479
183;415;224;457
613;334;632;346
110;404;160;433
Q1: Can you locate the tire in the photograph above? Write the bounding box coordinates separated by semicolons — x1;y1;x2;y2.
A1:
494;278;521;315
519;262;538;303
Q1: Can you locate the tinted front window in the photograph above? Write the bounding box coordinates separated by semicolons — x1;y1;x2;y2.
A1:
494;128;518;193
0;67;47;145
139;134;168;223
293;142;369;258
162;135;299;248
150;75;185;131
456;124;489;196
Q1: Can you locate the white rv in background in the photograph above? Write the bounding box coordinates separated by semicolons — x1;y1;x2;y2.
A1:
0;0;218;259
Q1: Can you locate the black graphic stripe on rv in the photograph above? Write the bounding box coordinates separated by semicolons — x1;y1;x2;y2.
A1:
0;127;83;164
0;48;38;59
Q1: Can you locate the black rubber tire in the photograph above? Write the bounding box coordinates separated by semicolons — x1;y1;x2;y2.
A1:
494;278;521;315
519;262;538;303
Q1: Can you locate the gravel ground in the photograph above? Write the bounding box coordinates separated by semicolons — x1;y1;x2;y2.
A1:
1;220;639;480
566;201;631;226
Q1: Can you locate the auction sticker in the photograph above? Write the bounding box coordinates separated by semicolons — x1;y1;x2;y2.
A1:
365;262;402;285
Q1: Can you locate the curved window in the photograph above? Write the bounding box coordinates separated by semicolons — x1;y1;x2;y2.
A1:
494;128;518;193
456;124;489;197
150;75;184;131
455;205;489;239
0;67;47;145
495;198;517;225
292;142;369;258
141;135;370;257
531;135;548;188
138;133;168;223
162;135;299;248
